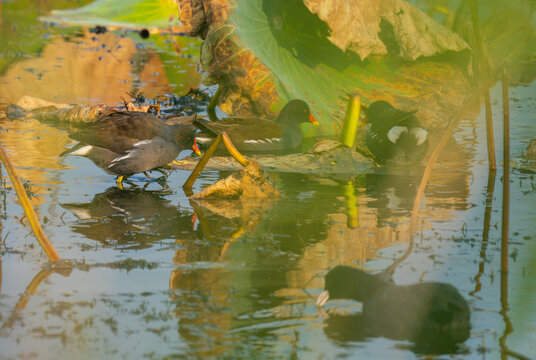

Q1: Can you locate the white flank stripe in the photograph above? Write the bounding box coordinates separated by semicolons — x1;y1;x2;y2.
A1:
70;209;92;220
69;145;93;156
244;137;280;144
387;126;408;144
244;139;266;144
410;127;428;146
196;136;213;144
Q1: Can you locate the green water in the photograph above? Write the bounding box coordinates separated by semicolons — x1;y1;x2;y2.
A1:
1;1;535;359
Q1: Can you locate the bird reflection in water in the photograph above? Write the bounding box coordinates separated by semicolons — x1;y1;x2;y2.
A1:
62;187;194;249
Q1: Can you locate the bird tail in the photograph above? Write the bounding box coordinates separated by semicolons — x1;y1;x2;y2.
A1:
60;143;91;157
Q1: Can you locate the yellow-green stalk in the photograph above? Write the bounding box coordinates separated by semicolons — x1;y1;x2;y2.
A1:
340;94;362;148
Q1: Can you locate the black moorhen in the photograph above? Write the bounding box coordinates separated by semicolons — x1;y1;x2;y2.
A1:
365;101;428;164
62;111;201;186
194;99;319;152
316;266;470;345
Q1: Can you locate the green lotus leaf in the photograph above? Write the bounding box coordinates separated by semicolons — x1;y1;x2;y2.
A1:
222;0;470;136
41;0;181;29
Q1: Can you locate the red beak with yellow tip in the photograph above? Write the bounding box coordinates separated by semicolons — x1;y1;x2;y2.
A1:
192;139;202;156
309;113;320;126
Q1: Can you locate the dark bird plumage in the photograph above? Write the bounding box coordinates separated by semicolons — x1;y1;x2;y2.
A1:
194;99;318;152
61;111;200;176
317;266;471;345
365;101;429;164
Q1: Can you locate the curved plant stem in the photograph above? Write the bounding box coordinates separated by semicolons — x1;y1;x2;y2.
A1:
207;87;221;122
222;132;249;167
183;131;249;190
384;98;477;277
0;147;60;262
410;103;470;234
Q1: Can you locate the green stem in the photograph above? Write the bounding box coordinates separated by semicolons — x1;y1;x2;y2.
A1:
340;94;362;148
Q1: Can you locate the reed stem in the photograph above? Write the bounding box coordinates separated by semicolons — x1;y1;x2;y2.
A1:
183;133;222;189
501;70;510;274
469;0;496;170
0;147;60;262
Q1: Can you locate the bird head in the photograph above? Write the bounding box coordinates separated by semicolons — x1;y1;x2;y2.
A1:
279;99;319;126
316;265;385;306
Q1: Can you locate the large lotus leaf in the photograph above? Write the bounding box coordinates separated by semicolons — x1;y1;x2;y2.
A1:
41;0;181;30
206;0;470;136
302;0;469;60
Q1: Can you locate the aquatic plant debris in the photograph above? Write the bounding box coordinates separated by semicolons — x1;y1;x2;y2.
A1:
177;0;471;135
191;159;278;199
173;139;373;176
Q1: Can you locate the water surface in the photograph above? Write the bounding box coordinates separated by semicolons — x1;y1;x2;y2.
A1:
0;2;535;359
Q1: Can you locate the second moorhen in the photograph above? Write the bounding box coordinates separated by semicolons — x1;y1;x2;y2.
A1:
365;101;429;164
194;99;319;152
316;265;471;345
62;111;201;186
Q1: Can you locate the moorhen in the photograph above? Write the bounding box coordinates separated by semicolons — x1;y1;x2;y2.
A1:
365;101;428;164
61;111;201;186
316;266;471;345
194;99;319;152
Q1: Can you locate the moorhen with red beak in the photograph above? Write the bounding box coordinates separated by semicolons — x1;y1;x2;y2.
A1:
194;99;319;152
61;111;201;187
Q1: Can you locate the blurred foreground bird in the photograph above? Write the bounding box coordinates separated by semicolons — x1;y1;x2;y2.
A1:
317;265;470;345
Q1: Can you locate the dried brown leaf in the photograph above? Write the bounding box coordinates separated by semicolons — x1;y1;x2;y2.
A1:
303;0;469;61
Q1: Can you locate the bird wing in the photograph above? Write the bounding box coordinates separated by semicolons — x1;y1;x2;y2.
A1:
194;118;283;141
107;137;178;175
70;112;166;154
391;109;418;126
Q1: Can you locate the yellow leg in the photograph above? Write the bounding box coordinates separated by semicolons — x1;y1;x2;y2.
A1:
116;176;124;190
143;171;151;179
